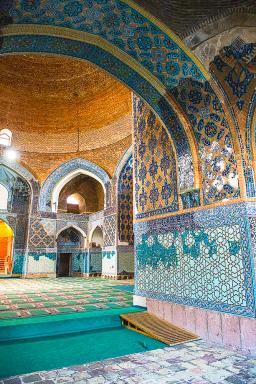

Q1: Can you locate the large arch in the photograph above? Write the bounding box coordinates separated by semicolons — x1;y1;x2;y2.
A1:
0;35;197;192
39;158;111;212
0;0;214;192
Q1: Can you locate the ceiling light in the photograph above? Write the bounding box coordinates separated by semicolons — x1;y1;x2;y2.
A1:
4;148;18;162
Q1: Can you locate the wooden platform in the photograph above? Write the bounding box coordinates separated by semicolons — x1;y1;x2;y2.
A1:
120;312;200;346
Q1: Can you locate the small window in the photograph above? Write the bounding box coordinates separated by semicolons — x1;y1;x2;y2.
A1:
0;129;12;147
0;184;8;210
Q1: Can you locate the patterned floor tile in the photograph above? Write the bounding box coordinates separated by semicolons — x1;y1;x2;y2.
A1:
5;340;255;384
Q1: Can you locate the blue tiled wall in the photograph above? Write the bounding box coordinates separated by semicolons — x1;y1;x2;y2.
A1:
135;202;256;318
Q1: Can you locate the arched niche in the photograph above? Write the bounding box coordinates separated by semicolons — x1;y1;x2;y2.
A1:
0;129;12;147
56;224;87;246
90;226;103;249
66;193;86;214
39;159;110;213
58;175;104;214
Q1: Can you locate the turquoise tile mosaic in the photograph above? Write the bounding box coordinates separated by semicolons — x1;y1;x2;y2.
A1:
102;251;116;259
12;251;25;275
71;252;87;273
89;251;102;273
29;252;56;261
135;202;256;318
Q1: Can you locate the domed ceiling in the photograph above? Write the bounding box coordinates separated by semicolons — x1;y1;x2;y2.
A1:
0;54;132;153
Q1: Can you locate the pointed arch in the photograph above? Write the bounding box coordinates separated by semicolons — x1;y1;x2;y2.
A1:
56;224;87;241
1;0;209;192
0;157;40;211
39;158;111;212
89;225;103;245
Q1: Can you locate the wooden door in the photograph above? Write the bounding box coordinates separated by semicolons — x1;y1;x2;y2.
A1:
58;253;71;277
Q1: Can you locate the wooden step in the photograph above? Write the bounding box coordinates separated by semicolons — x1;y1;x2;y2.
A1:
120;311;200;346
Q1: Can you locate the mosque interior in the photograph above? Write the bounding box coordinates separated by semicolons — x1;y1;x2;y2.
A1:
0;0;255;382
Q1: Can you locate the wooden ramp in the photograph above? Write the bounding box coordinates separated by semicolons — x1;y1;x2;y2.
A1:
120;312;200;346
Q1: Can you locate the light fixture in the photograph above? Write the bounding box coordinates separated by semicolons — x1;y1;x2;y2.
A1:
4;148;18;162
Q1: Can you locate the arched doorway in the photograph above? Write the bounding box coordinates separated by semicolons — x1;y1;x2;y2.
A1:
0;220;13;275
89;226;103;275
57;173;104;214
56;227;83;277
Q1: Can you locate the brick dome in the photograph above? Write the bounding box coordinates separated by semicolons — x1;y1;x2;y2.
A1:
0;54;132;154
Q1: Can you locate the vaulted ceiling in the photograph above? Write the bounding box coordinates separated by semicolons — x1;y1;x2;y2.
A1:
0;54;132;154
134;0;256;38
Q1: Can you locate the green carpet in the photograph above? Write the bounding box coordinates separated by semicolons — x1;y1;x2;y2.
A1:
0;278;134;319
0;278;165;380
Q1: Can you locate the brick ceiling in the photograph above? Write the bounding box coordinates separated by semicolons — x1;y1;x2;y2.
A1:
0;54;132;153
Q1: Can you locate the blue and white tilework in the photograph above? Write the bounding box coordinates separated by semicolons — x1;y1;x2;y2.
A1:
39;158;110;212
135;202;256;317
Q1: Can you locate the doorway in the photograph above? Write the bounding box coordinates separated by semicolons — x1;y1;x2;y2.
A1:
57;253;71;277
0;220;13;274
56;227;83;277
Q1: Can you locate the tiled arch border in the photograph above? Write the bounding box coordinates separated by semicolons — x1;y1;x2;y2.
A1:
0;27;200;193
39;158;111;212
247;92;256;195
3;0;249;201
0;157;40;213
113;146;133;182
